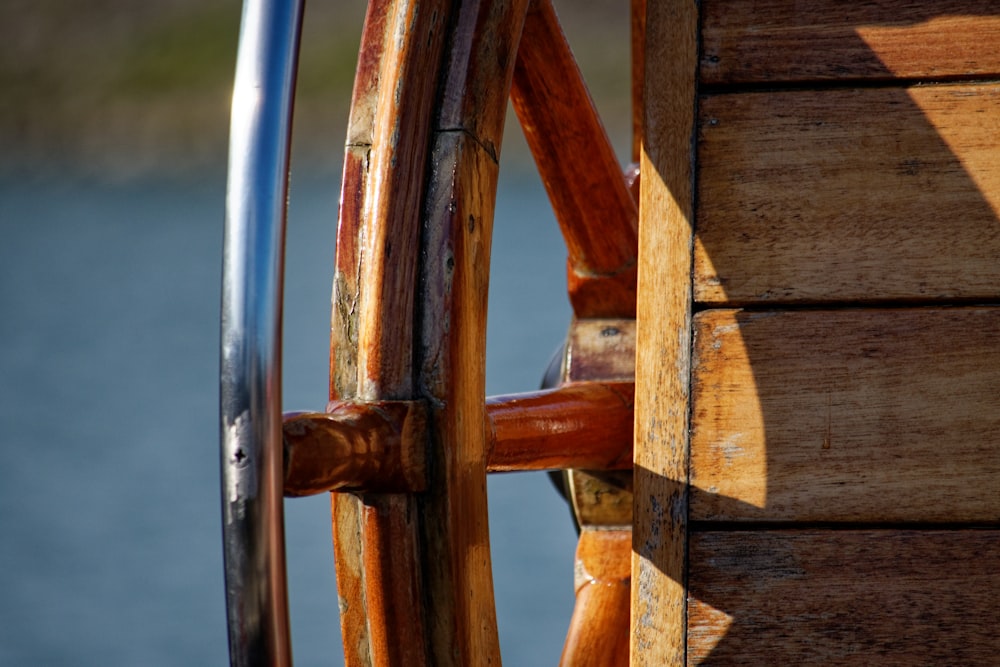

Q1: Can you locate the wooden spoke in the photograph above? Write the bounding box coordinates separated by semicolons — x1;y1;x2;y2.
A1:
282;381;635;496
631;0;647;163
487;382;633;472
511;0;638;318
282;402;429;496
560;529;632;667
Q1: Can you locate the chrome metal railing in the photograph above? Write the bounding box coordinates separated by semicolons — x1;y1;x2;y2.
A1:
220;0;303;664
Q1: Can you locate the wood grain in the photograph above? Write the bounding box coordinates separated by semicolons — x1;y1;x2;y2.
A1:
283;402;427;496
690;308;1000;522
564;320;636;526
487;382;634;473
688;529;1000;664
511;0;638;318
695;83;1000;305
329;0;452;663
283;383;633;497
413;1;529;663
630;0;646;163
700;0;1000;85
352;0;452;400
558;318;637;657
417;129;504;667
560;528;631;667
632;0;698;663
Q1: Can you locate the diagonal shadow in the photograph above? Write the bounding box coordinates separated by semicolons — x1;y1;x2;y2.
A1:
646;3;1000;663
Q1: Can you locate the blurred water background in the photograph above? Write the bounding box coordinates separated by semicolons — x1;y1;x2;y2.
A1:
0;1;629;664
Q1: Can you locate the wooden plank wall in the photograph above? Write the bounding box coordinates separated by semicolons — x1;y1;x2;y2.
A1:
695;84;1000;305
687;530;1000;664
640;1;1000;664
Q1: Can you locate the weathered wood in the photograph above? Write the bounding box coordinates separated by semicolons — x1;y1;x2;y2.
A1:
564;320;636;527
329;0;451;663
689;307;1000;523
688;529;1000;664
567;319;636;382
632;0;698;663
351;0;451;399
695;83;1000;305
511;0;638;318
414;1;530;663
559;528;631;667
418;129;504;667
282;402;427;496
701;0;1000;85
487;382;634;473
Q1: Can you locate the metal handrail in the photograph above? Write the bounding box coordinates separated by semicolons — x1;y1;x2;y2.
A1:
220;0;303;664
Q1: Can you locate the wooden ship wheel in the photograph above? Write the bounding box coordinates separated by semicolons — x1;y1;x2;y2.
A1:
222;0;1000;665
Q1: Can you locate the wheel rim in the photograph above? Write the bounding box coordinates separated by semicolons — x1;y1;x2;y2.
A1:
220;0;303;664
221;0;643;663
330;0;527;663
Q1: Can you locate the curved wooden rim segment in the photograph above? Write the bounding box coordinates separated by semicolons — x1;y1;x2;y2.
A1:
331;0;450;663
326;0;646;663
330;0;530;663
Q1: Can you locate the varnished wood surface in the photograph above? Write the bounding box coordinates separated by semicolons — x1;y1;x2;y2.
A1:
559;529;631;667
330;0;442;662
688;530;1000;664
630;0;646;163
328;5;393;659
695;83;1000;305
511;0;638;318
690;308;1000;522
632;0;698;663
412;1;530;662
700;0;1000;85
283;402;427;496
284;383;634;496
487;382;634;472
350;0;450;399
418;128;504;667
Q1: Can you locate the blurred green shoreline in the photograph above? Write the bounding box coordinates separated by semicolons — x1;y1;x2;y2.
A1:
1;0;631;182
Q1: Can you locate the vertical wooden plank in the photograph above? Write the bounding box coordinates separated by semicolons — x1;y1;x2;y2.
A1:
632;0;698;664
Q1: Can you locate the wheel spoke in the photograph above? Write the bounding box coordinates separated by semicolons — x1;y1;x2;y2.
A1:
511;0;639;317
